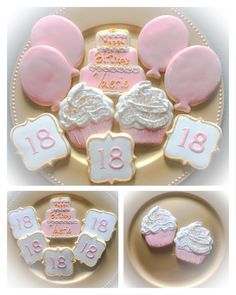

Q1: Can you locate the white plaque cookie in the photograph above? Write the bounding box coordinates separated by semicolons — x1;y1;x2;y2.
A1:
86;131;136;184
43;247;74;277
11;113;70;171
8;207;40;239
17;231;48;265
164;115;222;169
73;233;106;267
83;209;117;241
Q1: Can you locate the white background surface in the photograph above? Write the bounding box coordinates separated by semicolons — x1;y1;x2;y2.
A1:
1;0;235;294
7;6;229;186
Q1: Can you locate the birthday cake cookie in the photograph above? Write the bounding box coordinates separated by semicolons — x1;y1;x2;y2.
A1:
79;28;146;96
41;197;81;238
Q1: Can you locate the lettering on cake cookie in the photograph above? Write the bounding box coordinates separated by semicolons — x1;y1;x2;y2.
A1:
8;207;40;239
11;114;70;171
164;115;222;169
43;247;74;277
41;197;81;238
86;131;136;184
17;231;48;265
83;209;117;241
73;233;106;267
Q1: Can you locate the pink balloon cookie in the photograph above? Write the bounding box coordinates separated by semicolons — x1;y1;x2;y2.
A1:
20;45;79;111
138;15;188;79
31;15;84;68
165;45;221;112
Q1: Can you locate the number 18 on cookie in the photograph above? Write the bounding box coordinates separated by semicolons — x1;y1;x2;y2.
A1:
164;115;222;169
87;131;136;184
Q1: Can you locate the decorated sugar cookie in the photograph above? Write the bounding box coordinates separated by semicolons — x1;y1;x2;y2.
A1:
17;231;48;265
86;131;136;184
11;114;70;171
174;221;213;265
43;247;74;277
73;233;106;267
165;45;221;112
41;197;81;238
141;206;177;248
20;45;79;111
80;28;145;96
59;82;114;148
115;81;173;144
138;15;188;79
83;209;117;242
164;115;222;169
8;207;40;239
31;15;84;68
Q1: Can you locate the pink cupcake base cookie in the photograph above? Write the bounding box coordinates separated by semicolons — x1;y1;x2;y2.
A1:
174;222;213;265
144;229;176;248
115;81;173;145
121;127;168;145
66;119;113;149
59;82;114;149
141;205;177;249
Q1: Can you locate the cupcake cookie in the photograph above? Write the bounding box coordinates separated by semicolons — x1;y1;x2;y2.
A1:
141;205;177;248
174;221;213;265
59;82;114;148
115;81;173;144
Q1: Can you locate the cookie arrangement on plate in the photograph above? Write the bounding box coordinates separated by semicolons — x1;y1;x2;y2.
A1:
8;196;117;277
10;14;223;184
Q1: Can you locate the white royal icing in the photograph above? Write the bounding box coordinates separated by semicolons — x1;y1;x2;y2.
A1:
88;64;140;73
59;82;114;129
83;209;117;241
43;248;74;277
87;132;135;184
141;206;177;234
11;114;70;171
115;81;173;130
164;115;222;169
174;221;213;255
8;207;40;239
17;231;48;265
73;233;106;267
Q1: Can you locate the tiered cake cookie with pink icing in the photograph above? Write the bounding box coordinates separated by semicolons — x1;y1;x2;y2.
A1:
41;197;81;238
79;28;146;96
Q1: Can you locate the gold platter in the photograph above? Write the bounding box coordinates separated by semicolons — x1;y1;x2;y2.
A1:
10;7;224;185
124;191;228;287
7;191;118;287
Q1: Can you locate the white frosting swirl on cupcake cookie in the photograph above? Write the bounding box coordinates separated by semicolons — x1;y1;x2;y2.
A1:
174;221;213;255
59;82;114;129
115;81;173;130
141;206;177;234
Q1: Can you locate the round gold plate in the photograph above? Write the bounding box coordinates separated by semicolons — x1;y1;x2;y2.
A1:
10;7;224;185
7;191;118;288
125;192;228;287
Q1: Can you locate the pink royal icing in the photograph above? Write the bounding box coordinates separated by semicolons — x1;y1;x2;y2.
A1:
41;197;80;238
31;15;85;68
138;15;188;79
164;45;221;112
20;45;79;111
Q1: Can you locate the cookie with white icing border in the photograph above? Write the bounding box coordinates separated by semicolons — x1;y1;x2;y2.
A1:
83;209;117;242
8;206;40;239
17;231;49;265
86;131;136;184
141;205;177;248
11;113;70;171
164;115;222;169
174;221;213;265
43;247;74;277
73;232;106;267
